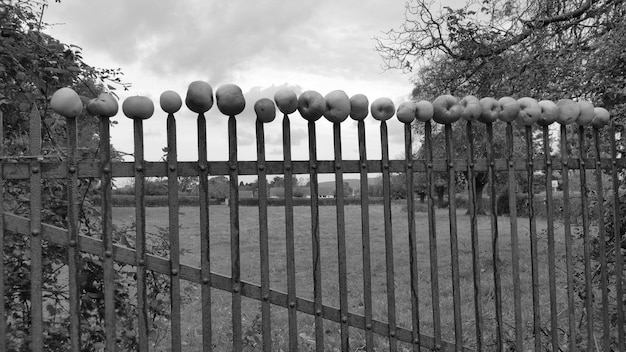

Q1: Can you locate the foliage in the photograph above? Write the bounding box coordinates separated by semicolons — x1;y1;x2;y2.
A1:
0;1;172;350
376;0;626;107
208;176;229;200
377;0;625;214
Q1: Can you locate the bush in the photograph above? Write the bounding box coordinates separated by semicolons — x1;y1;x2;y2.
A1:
496;191;586;220
238;197;384;207
109;195;221;207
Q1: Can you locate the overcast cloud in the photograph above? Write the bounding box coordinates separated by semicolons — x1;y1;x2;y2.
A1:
43;0;415;163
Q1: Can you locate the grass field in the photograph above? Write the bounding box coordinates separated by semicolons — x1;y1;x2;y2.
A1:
112;203;585;351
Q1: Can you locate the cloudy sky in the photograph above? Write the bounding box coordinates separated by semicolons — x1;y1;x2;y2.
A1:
43;0;422;171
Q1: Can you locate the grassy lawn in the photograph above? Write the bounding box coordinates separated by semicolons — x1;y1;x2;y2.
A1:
112;203;584;351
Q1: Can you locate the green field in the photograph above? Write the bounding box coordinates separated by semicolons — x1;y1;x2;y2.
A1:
112;204;583;351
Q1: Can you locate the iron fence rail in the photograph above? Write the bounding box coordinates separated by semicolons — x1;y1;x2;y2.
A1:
1;103;625;352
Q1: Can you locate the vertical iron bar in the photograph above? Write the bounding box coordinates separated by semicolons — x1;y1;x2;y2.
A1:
228;115;243;352
524;126;541;351
167;114;182;351
99;113;116;351
560;125;577;350
542;125;559;351
333;122;350;351
255;120;272;352
66;114;81;351
0;110;5;352
282;114;298;351
307;120;324;352
592;127;610;351
578;125;594;348
197;113;213;351
380;120;397;351
425;121;442;348
610;122;625;351
505;122;523;349
357;119;374;352
466;120;483;350
29;106;43;352
486;122;503;352
404;123;421;351
133;118;149;352
444;123;462;350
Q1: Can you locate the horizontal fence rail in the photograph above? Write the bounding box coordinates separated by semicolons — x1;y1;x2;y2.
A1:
2;90;625;352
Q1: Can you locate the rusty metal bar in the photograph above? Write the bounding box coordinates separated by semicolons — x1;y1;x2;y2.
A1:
466;120;483;350
578;125;594;348
357;119;374;352
29;106;43;352
404;122;421;351
380;120;397;351
255;119;272;352
133;118;149;352
444;123;462;349
282;114;298;351
485;122;503;352
307;120;324;352
66;114;81;352
559;124;576;350
424;121;442;348
592;127;610;350
524;126;541;351
99;113;116;352
167;113;182;351
610;122;625;351
3;157;622;180
333;122;350;350
197;113;213;351
0;110;5;352
505;122;523;349
542;125;559;351
228;115;243;351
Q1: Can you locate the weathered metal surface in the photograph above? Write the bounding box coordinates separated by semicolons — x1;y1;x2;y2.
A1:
99;115;116;352
167;113;182;351
133;118;150;352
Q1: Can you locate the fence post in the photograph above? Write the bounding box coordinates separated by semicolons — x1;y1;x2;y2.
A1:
281;111;298;351
593;126;610;350
29;106;44;352
542;124;559;351
166;110;183;351
255;114;272;352
196;110;213;351
523;125;541;350
98;109;116;351
66;111;81;352
0;110;5;352
444;123;462;350
131;114;150;352
403;119;421;351
578;125;594;348
610;121;625;351
559;123;577;350
466;120;483;350
424;120;442;349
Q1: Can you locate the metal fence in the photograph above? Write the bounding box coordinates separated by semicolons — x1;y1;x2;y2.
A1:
1;91;625;352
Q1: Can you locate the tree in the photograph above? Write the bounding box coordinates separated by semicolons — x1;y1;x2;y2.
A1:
269;175;300;188
0;2;159;350
376;0;626;214
208;176;229;201
376;0;626;114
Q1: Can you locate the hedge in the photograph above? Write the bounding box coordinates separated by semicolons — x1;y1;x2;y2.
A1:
108;195;385;207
